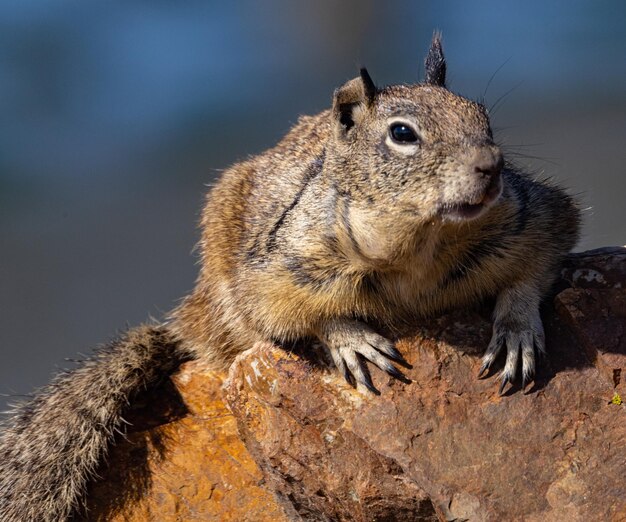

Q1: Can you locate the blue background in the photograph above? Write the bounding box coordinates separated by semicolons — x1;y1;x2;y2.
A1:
1;1;625;409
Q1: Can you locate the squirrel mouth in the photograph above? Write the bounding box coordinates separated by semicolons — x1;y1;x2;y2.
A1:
448;201;488;220
443;176;502;221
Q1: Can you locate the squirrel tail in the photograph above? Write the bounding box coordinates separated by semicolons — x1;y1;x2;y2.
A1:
0;324;194;522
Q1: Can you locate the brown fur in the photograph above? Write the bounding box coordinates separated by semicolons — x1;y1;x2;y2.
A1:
0;36;580;520
170;79;578;380
0;326;192;521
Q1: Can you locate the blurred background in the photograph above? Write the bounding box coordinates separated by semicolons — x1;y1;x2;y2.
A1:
1;1;625;410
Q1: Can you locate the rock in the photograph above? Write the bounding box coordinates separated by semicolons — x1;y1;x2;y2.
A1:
83;363;291;522
85;247;626;521
224;247;626;521
558;247;626;393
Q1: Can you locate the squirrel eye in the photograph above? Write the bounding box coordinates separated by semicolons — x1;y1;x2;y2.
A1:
389;123;419;144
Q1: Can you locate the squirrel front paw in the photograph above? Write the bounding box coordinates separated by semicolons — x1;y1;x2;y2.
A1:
479;283;546;393
479;309;545;393
317;319;410;393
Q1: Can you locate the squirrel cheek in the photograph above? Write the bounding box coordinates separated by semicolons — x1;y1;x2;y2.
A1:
342;205;394;263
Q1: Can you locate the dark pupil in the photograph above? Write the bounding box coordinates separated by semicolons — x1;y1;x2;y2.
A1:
390;124;417;143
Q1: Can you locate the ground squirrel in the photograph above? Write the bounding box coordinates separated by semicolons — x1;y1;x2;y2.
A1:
0;34;580;521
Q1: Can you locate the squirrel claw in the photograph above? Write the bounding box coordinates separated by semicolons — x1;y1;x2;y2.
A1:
477;360;491;379
386;346;412;368
384;362;411;384
481;314;545;394
360;374;381;395
498;375;510;395
320;319;409;392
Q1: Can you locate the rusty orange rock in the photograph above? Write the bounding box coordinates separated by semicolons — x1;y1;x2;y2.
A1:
85;363;290;521
85;248;626;521
224;248;626;521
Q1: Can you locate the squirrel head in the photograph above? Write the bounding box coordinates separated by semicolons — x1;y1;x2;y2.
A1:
327;33;503;225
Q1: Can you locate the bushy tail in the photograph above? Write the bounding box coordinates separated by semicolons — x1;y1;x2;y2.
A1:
0;325;194;522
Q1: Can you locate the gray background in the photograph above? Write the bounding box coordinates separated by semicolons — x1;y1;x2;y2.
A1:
1;1;625;411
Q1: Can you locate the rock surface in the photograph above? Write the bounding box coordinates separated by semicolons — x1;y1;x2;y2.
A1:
86;248;626;521
84;364;290;521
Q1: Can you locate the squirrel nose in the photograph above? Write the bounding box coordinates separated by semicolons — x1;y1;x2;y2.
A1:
472;148;503;180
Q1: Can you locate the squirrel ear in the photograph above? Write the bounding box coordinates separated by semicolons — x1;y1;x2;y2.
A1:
332;68;377;135
424;31;446;87
359;67;377;104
